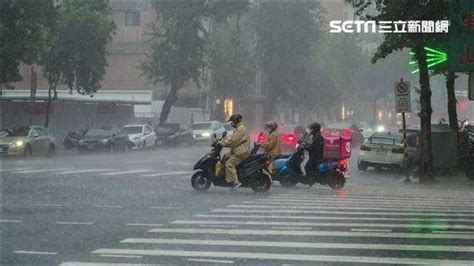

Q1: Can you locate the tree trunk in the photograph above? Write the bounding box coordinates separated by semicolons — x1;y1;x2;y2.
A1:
446;70;458;132
415;43;434;183
44;78;58;128
158;79;181;126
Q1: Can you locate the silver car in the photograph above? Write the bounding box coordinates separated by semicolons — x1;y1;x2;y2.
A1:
0;126;56;157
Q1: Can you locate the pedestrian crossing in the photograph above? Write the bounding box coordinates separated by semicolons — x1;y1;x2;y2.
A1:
1;166;193;178
66;190;474;265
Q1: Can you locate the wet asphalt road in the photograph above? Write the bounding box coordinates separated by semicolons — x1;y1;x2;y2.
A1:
1;145;473;265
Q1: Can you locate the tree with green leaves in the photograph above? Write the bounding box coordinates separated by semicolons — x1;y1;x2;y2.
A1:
253;0;322;120
350;0;451;182
0;0;57;86
141;0;249;125
42;0;116;127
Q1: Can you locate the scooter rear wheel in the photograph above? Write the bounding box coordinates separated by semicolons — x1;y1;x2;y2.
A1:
250;172;271;193
328;172;346;190
191;170;211;191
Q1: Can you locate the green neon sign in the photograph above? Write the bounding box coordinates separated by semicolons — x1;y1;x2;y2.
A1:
410;47;448;74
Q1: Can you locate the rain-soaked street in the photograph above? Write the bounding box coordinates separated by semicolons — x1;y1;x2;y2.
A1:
1;146;473;265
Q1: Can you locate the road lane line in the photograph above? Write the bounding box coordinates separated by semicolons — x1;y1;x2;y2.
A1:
100;170;153;176
248;200;474;209
56;221;92;225
92;248;474;265
351;228;393;232
92;205;123;209
141;171;193;177
14;250;57;255
212;209;474;217
126;223;163;227
31;203;63;207
227;205;474;213
0;219;22;223
272;226;312;230
16;168;72;174
99;254;143;259
187;258;234;264
60;263;147;266
276;194;474;204
56;169;110;175
198;225;238;228
171;220;474;230
148;228;474;239
120;238;474;252
151;207;183;210
194;214;474;223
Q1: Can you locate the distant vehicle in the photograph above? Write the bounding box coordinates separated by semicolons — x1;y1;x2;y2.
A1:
78;126;129;153
358;132;415;171
63;131;84;150
325;123;363;146
0;126;56;157
253;124;299;155
155;123;180;144
191;121;226;143
123;124;157;150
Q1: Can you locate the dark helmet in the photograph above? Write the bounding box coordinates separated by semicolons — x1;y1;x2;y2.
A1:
309;122;321;133
264;121;278;132
228;114;243;125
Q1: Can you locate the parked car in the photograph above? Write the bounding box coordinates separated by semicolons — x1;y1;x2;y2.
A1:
63;131;84;150
358;132;415;171
123;124;157;150
163;126;194;147
191;121;226;143
78;126;129;153
0;126;56;157
155;123;180;144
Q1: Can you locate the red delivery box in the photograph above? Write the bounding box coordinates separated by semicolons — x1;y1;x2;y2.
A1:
321;129;352;160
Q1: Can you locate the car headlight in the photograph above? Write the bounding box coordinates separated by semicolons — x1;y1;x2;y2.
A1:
202;132;211;137
10;141;24;147
377;125;385;132
133;136;141;141
101;139;109;144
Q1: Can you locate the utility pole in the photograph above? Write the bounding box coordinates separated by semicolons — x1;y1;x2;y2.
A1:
29;67;37;126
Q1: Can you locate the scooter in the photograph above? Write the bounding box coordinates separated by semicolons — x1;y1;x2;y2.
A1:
272;133;348;190
191;132;272;192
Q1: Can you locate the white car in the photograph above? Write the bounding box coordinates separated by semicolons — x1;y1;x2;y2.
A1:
191;121;226;143
358;132;415;171
122;124;157;150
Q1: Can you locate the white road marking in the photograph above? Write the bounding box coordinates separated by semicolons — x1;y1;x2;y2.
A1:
166;161;194;166
100;169;153;176
99;254;143;259
148;228;474;239
60;263;147;266
121;238;474;252
198;225;238;228
31;203;63;207
194;214;474;223
227;204;474;213
351;228;393;232
14;250;57;255
141;171;193;177
0;219;22;223
278;194;474;205
433;230;474;234
92;248;474;265
92;205;123;209
56;222;93;225
187;258;234;264
1;167;33;172
212;208;474;217
250;199;474;209
126;223;163;227
151;207;183;210
56;169;110;175
16;168;72;174
272;226;312;230
171;220;474;230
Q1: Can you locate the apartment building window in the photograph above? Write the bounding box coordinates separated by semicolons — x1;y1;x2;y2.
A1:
125;10;140;26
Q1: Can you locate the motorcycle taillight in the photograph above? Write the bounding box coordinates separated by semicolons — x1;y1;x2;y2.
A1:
338;159;347;170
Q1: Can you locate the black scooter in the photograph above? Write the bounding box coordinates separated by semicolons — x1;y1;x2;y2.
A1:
191;132;272;192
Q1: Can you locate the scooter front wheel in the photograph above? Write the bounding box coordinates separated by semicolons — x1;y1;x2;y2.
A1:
250;172;272;193
191;170;211;191
279;173;298;188
328;172;346;190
